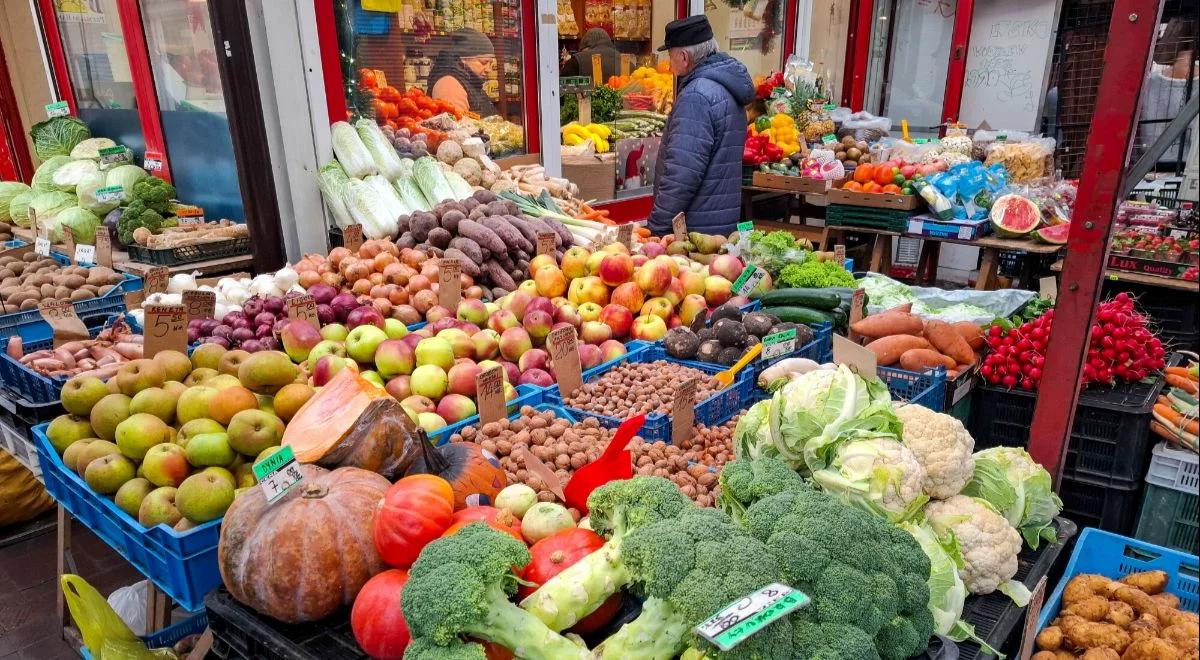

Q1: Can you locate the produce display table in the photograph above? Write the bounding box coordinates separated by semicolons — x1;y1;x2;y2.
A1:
1050;260;1199;292
818;225;1062;290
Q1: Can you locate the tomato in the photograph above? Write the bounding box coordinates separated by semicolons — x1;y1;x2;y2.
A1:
373;476;455;568
843;181;863;192
863;181;882;193
873;166;895;186
351;569;410;658
853;163;875;184
360;68;378;88
518;529;623;634
443;506;523;542
882;184;901;194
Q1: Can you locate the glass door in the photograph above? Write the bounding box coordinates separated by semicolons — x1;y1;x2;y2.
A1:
865;0;957;138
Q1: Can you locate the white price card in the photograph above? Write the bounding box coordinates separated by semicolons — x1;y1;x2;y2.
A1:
696;583;810;651
176;207;205;225
732;264;766;297
74;243;96;266
34;237;51;257
95;186;124;204
761;328;797;361
958;226;972;240
45;101;70;117
252;445;305;505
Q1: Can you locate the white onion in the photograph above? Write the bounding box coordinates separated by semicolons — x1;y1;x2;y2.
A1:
168;272;198;294
274;267;299;290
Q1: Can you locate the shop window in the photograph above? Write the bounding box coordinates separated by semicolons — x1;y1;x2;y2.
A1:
705;0;787;80
803;0;849;101
868;0;956;138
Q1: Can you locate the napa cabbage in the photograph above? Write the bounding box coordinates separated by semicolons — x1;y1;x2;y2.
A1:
413;156;455;203
316;161;353;229
355;119;404;180
331;121;376;178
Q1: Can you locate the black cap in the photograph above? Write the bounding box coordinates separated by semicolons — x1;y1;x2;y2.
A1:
657;15;714;51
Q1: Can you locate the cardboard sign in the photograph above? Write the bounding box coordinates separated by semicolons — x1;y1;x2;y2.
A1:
1018;577;1048;660
94;227;113;268
696;584;810;652
517;446;566;501
38;300;88;348
732;264;766;297
143;304;188;357
616;223;633;249
620;54;632;77
547;325;583;398
45;100;70;118
671;378;697;444
536;231;556;256
438;257;462;309
286;294;319;325
672;213;687;242
847;289;866;343
833;334;877;378
761;329;797;361
74;242;96;266
1039;276;1058;303
834;244;846;265
123;290;146;310
144;267;169;294
253;445;305;505
343;224;364;252
475;366;507;425
175;207;205;225
63;228;77;265
182;290;216;320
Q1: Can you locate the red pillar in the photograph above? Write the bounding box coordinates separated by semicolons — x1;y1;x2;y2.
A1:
1027;0;1165;478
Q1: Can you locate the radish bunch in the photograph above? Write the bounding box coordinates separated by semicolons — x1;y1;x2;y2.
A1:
981;293;1166;390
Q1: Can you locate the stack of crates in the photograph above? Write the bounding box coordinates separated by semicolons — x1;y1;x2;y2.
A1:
1134;443;1198;554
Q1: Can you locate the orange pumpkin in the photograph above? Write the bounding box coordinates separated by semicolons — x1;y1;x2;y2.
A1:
406;442;506;509
373;475;455;568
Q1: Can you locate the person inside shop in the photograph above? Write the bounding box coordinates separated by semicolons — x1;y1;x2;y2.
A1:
648;16;754;238
1136;16;1197;170
561;28;621;82
427;28;498;116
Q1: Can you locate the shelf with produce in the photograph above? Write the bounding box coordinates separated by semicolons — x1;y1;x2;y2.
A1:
1050;260;1199;292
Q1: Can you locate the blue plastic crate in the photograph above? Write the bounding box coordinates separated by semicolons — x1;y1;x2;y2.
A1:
0;314;139;405
878;365;948;411
751;322;833;386
81;612;209;659
31;424;220;612
427;384;544;445
0;257;141;343
544;344;752;443
1038;528;1199;632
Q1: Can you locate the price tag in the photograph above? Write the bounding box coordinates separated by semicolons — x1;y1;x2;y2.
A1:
833;334;877;377
620;54;632;77
34;236;51;257
182;290;216;320
143;304;188;357
252;445;305;505
95;227;114;268
95;186;124;205
143;151;164;172
286;294;319;325
547;325;583;398
834;244;846;265
672;213;687;242
907;219;924;235
914;138;928;145
1039;276;1058;303
439;258;462;310
536;231;556;256
732;264;765;296
696;584;810;651
588;232;606;251
616;223;633;249
98;145;131;166
175;207;205;225
74;242;96;266
124;290;146;310
736;221;754;238
38;300;89;347
671;378;697;444
373;69;387;88
761;329;797;361
145;267;169;294
63;227;77;265
821;134;837;145
475;366;507;425
45;100;70;117
823;103;837;111
591;54;603;88
1018;577;1048;660
343;224;364;252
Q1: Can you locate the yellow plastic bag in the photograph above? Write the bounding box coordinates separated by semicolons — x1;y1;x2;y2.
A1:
361;0;401;11
60;575;176;660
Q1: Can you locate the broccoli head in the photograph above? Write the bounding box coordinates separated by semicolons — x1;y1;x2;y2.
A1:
520;476;693;631
402;638;487;660
117;200;164;245
401;523;587;660
130;177;176;214
742;490;933;660
717;456;812;524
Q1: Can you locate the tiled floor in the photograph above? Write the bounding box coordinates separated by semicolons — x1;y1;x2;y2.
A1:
0;514;140;660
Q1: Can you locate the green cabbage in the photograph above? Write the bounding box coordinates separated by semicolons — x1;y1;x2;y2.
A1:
8;191;33;227
28;191;77;239
69;137;117;160
29;116;91;160
52;159;100;189
733;399;776;461
104;164;148;194
0;182;31;222
31;155;76;193
961;447;1062;549
77;171;120;215
57;207;101;244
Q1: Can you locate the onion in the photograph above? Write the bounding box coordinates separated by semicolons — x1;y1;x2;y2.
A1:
330;293;360;322
521;503;575;545
307;283;338;305
274;266;299;290
168;272;198;294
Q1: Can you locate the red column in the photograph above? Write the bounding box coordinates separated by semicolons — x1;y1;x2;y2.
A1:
115;0;172;183
0;32;35;181
940;0;973;126
841;0;873;109
1027;0;1165;478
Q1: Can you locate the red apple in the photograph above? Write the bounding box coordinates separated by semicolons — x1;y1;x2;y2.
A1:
709;254;744;282
385;375;411;400
679;271;706;298
631;314;668;341
663;277;685;307
679;294;708;327
703;276;733;307
567;275;610;307
599;304;634;339
579;321;612;345
639;297;673;320
578;343;603;370
634;260;672;297
598;339;627;363
610;282;645;314
560;247;591;280
597;253;634;287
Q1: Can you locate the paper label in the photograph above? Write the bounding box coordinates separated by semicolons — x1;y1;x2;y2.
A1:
175;207;205;225
616;223;633;249
672;213;687;242
823;103;837;111
38;300;88;348
95;186;124;204
914;138;928;144
98;145;131;166
833;334;877;377
438;257;462;310
908;220;924;235
475;366;506;425
286;294;319;325
547;325;583;398
696;583;810;651
343;224;364;252
732;264;765;297
536;231;556;256
253;445;305;505
74;243;96;266
45;100;70;117
145;267;169;294
1039;276;1058;303
34;237;51;257
821;134;837;145
761;329;797;361
957;226;972;240
517;446;566;501
834;244;846;264
847;288;866;342
95;227;113;268
736;221;754;236
143;153;163;172
620;54;632;77
63;228;76;265
143;303;188;357
182;290;216;320
1019;577;1048;660
124;290;146;310
671;378;697;444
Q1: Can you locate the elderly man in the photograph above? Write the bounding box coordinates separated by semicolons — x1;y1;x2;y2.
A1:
648;16;754;237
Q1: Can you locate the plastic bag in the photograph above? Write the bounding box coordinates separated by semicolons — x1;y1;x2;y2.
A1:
841;111;892;134
61;575;175;659
108;580;149;636
985;138;1054;182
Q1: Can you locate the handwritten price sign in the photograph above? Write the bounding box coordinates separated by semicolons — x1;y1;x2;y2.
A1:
143;304;188;357
182;290;216;320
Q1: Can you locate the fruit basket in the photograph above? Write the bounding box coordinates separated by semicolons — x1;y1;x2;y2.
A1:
0;251;142;343
426;384;544;445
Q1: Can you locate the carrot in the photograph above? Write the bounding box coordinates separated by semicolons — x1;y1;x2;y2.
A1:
1165;366;1194;379
1166;374;1198;395
923;319;976;365
850;312;924;339
1151;420;1180;442
951;321;985;350
899;348;956;372
1155;403;1199;435
865;335;932;366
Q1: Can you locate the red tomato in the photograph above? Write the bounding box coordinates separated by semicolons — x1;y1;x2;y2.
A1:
873;166;895;186
518;528;623;634
443;506;522;542
373;476;455;568
351;569;410;658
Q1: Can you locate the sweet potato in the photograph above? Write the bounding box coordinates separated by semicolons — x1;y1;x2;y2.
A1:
924;319;975;364
882;303;913;314
899;348;956;372
850;312;924;339
952;321;985;350
865;335;932;366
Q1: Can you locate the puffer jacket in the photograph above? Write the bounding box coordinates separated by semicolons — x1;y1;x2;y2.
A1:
649;53;754;237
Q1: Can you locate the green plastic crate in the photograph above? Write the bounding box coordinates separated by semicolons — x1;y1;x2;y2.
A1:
1134;443;1199;554
826;204;912;232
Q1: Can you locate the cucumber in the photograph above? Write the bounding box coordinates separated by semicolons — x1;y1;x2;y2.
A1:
831;307;847;328
756;289;842;310
764;305;835;325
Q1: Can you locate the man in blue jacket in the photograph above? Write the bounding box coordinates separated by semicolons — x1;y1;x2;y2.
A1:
649;16;755;237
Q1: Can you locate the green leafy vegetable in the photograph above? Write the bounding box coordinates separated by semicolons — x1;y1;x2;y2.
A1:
28;191;78;240
104;164;149;194
8;190;33;227
69;137;117;160
0;182;31;222
57;207;101;244
31;156;77;193
778;259;856;288
29;116;91;160
960;447;1062;549
76;171;118;215
590;86;622;124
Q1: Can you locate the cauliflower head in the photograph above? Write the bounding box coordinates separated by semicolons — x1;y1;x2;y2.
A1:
811;433;929;523
924;495;1023;599
896;404;976;499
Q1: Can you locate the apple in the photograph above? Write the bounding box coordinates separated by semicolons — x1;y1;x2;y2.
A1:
217;350;250;376
280;319;322;362
61;376;110;416
523;309;553;344
639;297;673;320
578;302;603;322
703;276;733;307
185;432;237;467
500;290;533;320
709;254;744;282
487;309;520;333
518;280;537;298
226;409;285;455
678;270;706;298
471;329;500;361
424;305;451;324
568;275;609;307
46;414;94;454
667;314;682;328
477;360;505;381
533;266;568;298
208;386;259;425
446;361;482;397
311;354;356;386
435;394;477;424
499;327;532;361
498;360;521;385
320;323;350;342
176;471;235;523
114;359;166;397
141;443;191;488
679;294;709;327
524;297;555;319
578;343;603;369
114;478;154;518
518;348;550;373
610;282;645;314
560;246;590;279
114;413;173;461
663;277;685;307
176;419;224;449
414;336;455;371
599;339;627;363
579;321;612;345
631;254;648;268
585;250;606;275
602;242;630;255
436;328;475;360
630;314;668;341
634;260;672;296
411;364;448;399
190;343;227;371
415;412;447;433
554;302;582;328
360;370;385;388
599;304;634;338
138;487;182;528
385;375;412;400
597;253;634;287
400;395;435;416
383;318;408;340
346;325;389;364
237;351;300;395
456;299;489;327
374;339;416;378
84;454;136;494
89;393;132;441
272;383;314;422
518;369;554;387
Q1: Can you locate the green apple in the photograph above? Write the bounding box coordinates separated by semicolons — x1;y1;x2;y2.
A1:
176;471;236;523
185;432;237;467
138;487;182;528
114;478;154;518
225;409;285;456
345;325;388;363
60;376;109;416
129;387;178;424
89;393;131;441
114;413;173;461
46;414;94;454
176;386;218;424
84;454;136;494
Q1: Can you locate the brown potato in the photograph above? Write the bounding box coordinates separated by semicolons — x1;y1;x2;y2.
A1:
1121;570;1169;595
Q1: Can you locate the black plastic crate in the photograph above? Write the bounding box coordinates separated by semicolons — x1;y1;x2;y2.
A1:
955;517;1078;660
1059;474;1142;536
126;236;250;266
0;389;63;436
205;590;365;660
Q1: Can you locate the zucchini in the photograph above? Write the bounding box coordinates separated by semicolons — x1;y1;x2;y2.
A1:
763;305;835;325
757;288;842;310
831;307;847;327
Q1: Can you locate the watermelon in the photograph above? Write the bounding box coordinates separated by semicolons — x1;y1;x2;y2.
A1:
1035;224;1070;245
990;194;1041;237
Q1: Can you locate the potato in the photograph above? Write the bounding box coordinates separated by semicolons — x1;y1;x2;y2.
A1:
54;286;71;299
40;283;56;298
69;289;94;301
60;274;85;289
19;298;36;310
